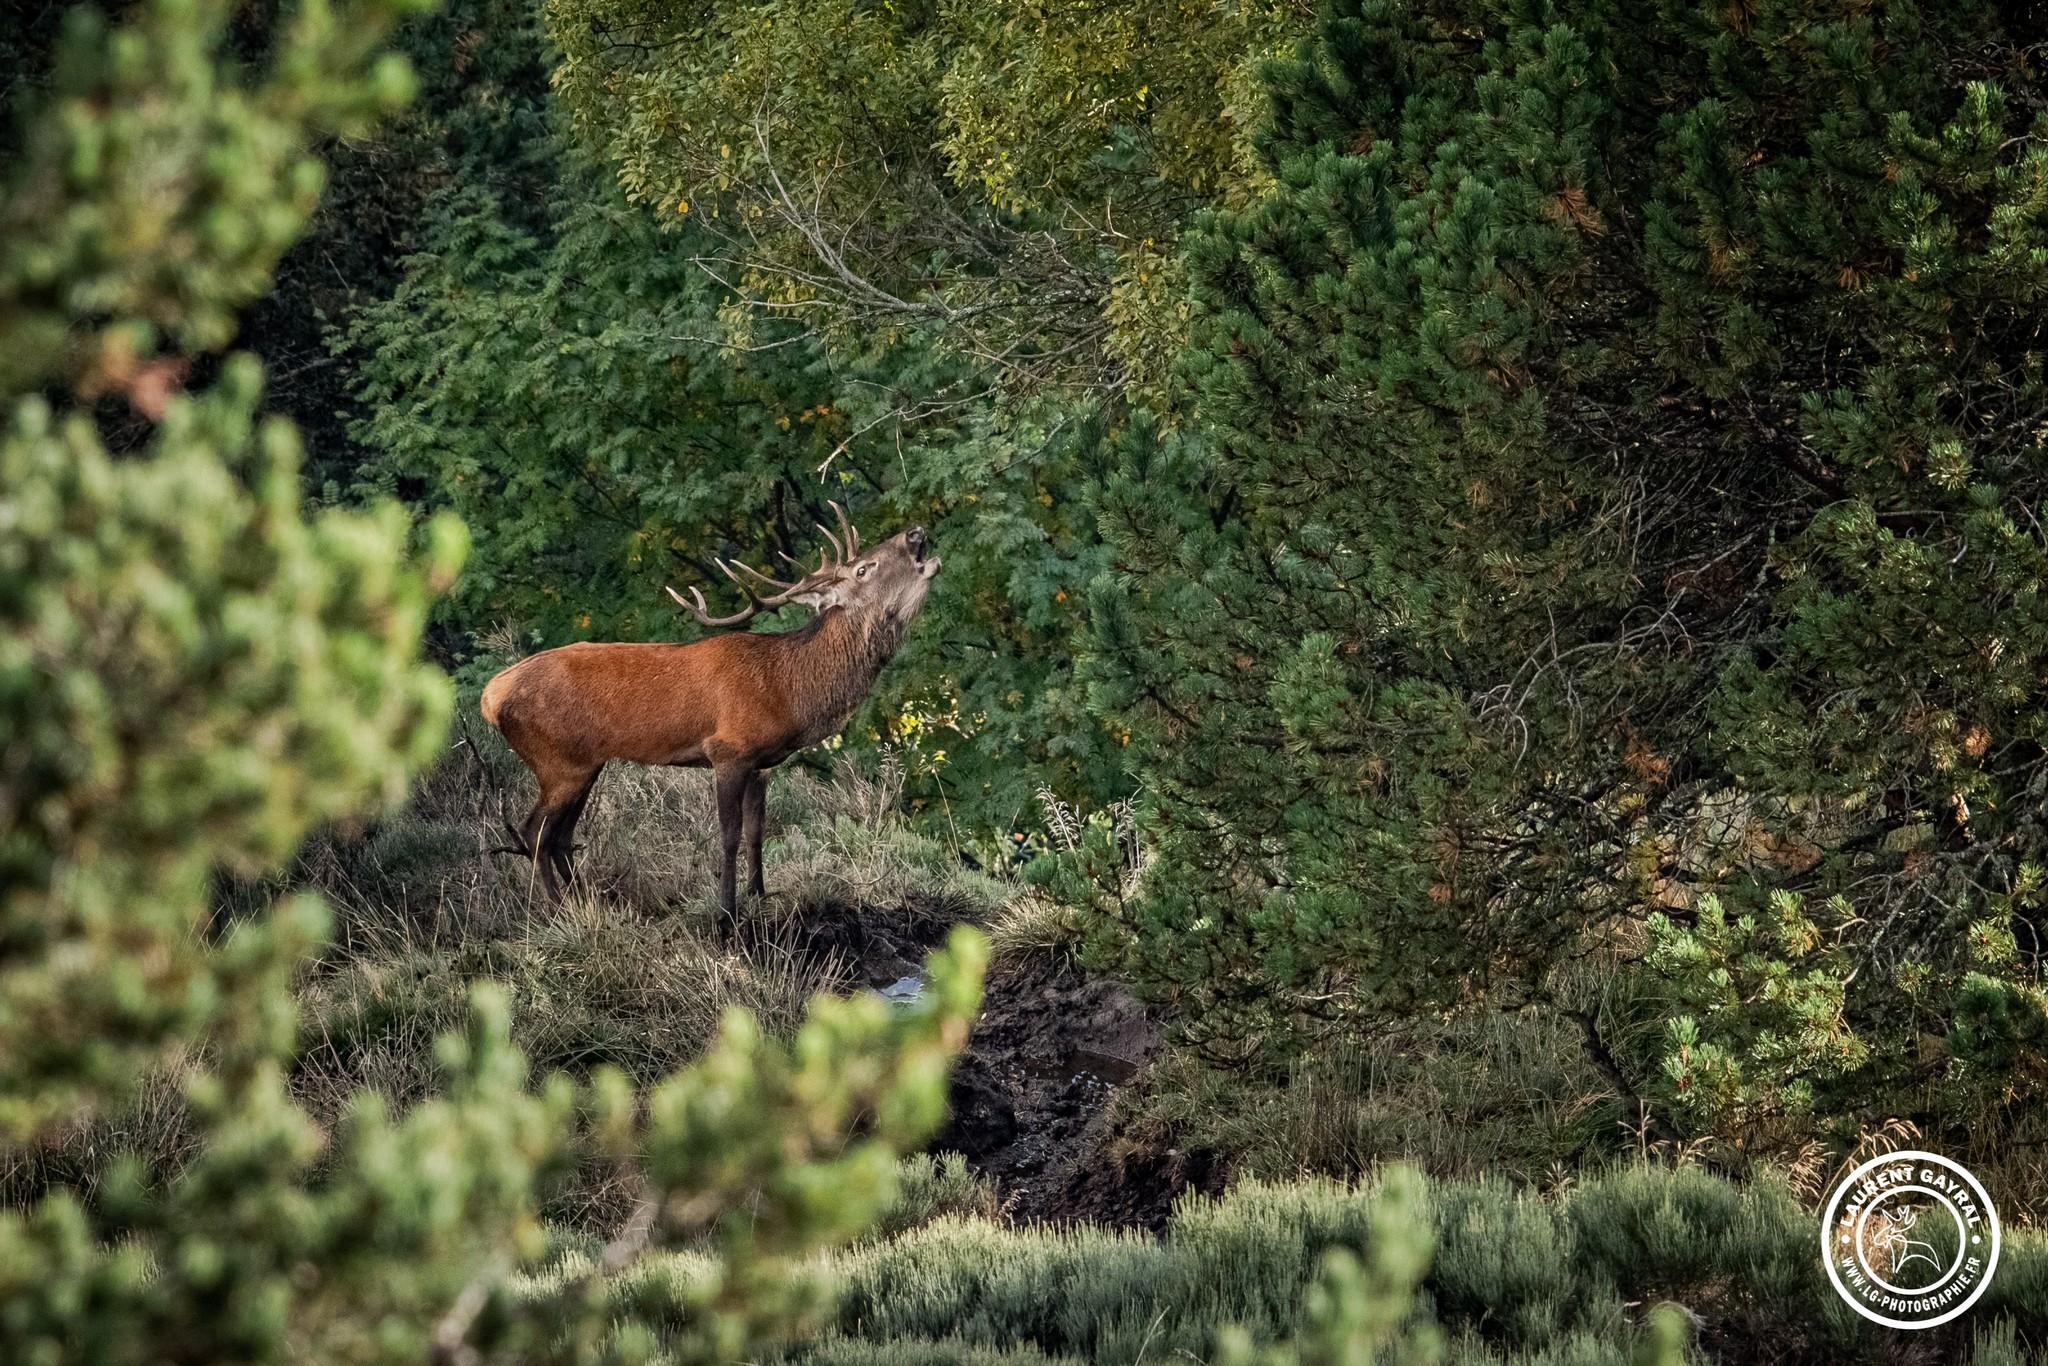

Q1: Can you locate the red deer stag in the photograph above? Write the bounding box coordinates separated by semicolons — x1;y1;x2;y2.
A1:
479;505;939;910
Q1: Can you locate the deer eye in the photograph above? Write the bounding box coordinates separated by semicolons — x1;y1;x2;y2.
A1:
856;563;871;578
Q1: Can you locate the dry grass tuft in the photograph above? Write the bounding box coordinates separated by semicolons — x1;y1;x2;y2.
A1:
985;891;1083;966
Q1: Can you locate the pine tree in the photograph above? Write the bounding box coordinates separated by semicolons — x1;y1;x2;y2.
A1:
1089;0;2048;1140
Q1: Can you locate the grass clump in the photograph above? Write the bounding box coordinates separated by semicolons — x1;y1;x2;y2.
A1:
799;1337;1082;1365
985;892;1084;967
292;732;1004;938
295;901;818;1109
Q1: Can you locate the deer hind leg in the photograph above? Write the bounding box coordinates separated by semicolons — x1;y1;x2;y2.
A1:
545;767;603;892
504;767;597;903
741;770;769;898
504;796;562;901
713;764;752;916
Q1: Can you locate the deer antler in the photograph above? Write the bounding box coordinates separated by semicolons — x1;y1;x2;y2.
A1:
723;558;800;596
666;583;760;627
667;507;866;628
792;502;861;567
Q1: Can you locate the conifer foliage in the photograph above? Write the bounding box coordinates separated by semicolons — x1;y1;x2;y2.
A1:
1090;0;2048;1135
0;3;984;1361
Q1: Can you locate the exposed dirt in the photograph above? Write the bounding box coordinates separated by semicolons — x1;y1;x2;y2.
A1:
938;953;1226;1230
747;898;1224;1230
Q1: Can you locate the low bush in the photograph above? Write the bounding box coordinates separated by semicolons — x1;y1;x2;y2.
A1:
697;1166;2037;1365
799;1338;1082;1366
869;1152;1002;1241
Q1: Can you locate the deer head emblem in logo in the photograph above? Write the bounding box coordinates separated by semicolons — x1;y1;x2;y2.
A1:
1871;1206;1943;1285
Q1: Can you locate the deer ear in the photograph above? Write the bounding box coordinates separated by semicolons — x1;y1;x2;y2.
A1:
786;581;844;612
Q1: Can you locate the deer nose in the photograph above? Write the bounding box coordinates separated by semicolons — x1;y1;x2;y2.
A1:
906;526;927;560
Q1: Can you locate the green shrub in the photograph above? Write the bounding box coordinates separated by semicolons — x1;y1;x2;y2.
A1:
1568;1166;1746;1301
870;1153;1002;1242
1214;1169;1447;1366
1968;1320;2031;1366
1978;1223;2048;1334
1430;1179;1595;1349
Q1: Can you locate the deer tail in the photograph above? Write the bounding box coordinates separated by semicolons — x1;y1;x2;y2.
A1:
479;663;522;728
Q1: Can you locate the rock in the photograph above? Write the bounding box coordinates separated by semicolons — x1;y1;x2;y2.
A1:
876;974;924;1004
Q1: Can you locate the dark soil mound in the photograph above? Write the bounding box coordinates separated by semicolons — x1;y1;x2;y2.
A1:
938;953;1225;1230
740;896;1221;1231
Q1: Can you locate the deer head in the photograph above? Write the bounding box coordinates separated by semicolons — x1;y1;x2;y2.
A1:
666;502;940;629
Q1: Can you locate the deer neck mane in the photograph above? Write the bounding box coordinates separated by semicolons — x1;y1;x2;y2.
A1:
782;604;909;741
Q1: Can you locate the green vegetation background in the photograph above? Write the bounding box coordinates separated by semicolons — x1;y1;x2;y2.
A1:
6;0;2048;1361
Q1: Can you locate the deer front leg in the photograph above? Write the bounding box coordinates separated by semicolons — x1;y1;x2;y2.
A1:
742;770;769;898
713;764;751;915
